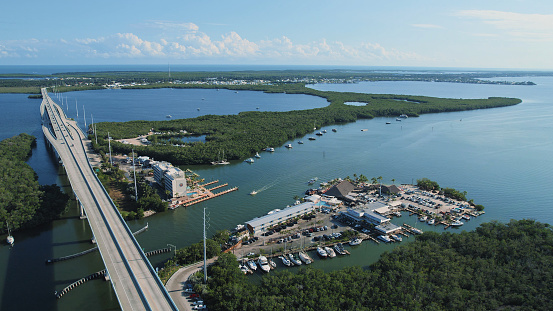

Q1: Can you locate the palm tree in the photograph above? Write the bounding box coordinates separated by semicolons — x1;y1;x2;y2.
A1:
371;177;377;185
391;178;395;185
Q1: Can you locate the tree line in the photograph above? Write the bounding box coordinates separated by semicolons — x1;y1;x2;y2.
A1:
0;133;69;233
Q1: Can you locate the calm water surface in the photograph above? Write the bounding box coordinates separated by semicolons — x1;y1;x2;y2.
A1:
1;78;552;310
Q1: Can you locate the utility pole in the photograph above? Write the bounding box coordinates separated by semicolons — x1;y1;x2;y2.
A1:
108;131;113;166
203;207;207;283
132;149;138;201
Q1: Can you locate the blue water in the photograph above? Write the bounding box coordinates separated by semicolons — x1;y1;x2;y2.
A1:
1;75;553;310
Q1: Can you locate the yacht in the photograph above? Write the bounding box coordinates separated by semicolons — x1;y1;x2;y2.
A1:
265;147;275;152
378;235;392;243
399;114;408;118
166;115;172;118
247;260;257;271
391;234;402;242
257;256;271;273
285;144;293;149
299;251;312;264
317;247;328;258
394;211;402;217
419;215;428;222
451;220;464;227
427;218;435;225
249;190;257;196
324;247;336;258
349;237;363;246
240;264;251;275
255;152;261;158
334;243;346;255
288;253;302;266
279;255;291;267
298;141;304;144
462;214;471;220
244;158;255;163
6;221;14;246
211;150;230;165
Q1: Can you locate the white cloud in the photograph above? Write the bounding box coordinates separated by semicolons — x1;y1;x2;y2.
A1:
412;24;444;29
0;22;421;65
456;10;553;41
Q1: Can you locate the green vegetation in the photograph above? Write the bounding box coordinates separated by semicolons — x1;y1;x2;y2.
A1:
0;134;69;233
203;220;553;311
416;177;441;191
92;83;520;165
417;178;474;204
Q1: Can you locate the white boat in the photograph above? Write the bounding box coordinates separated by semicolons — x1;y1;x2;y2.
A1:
247;260;257;271
462;214;471;220
244;158;254;163
396;118;402;121
288;253;302;266
324;247;336;258
391;234;402;242
349;238;363;246
279;255;291;267
240;264;251;274
166;115;172;118
6;221;14;246
307;177;318;184
322;130;327;133
399;114;408;118
257;256;271;273
451;220;464;227
298;251;312;264
269;258;277;269
317;247;328;258
266;147;275;152
316;132;323;136
378;235;392;243
419;215;428;222
298;141;304;144
285;144;293;149
255;152;261;158
211;150;230;165
334;243;346;255
233;224;245;232
411;227;423;234
394;211;402;217
427;218;435;225
249;190;257;196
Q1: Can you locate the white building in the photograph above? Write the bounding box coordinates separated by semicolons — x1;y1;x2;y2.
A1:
152;161;186;198
245;202;315;236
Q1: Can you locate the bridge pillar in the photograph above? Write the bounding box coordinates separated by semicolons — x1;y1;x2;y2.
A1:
77;196;87;220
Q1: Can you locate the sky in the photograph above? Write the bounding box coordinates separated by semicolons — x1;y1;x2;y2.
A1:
1;0;553;69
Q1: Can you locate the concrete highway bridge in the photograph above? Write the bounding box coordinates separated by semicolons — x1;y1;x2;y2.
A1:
40;88;178;311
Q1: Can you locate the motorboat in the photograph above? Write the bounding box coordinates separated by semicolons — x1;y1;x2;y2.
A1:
255;152;261;158
394;211;402;217
298;141;304;144
324;247;336;258
332;128;337;132
316;132;323;136
279;255;291;267
298;251;312;264
285;144;293;149
411;227;423;234
427;218;435;225
334;243;346;255
349;237;362;246
322;130;327;133
166;115;172;118
462;214;471;220
307;177;318;185
396;118;402;121
265;147;275;152
240;264;250;274
247;260;257;271
6;221;14;246
451;220;464;227
317;247;328;258
269;258;277;269
386;122;392;124
399;114;408;118
391;234;402;242
308;137;316;140
249;190;257;196
378;235;392;243
257;256;271;273
419;215;428;222
288;253;302;266
244;158;255;163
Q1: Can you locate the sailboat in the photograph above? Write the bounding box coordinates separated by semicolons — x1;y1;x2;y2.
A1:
211;150;230;165
6;221;14;246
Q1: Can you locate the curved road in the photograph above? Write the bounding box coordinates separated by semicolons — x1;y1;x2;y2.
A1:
41;88;178;311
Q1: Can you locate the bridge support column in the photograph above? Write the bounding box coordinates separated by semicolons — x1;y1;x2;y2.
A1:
76;196;87;220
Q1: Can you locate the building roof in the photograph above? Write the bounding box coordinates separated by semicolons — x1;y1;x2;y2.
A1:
382;184;401;194
325;180;355;199
375;223;402;234
245;202;315;229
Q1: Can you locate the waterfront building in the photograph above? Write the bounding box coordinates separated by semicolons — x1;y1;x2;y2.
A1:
245;202;316;236
152;161;187;198
324;180;355;201
375;222;402;235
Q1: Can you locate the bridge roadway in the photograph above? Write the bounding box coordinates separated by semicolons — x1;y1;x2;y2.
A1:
40;88;178;311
